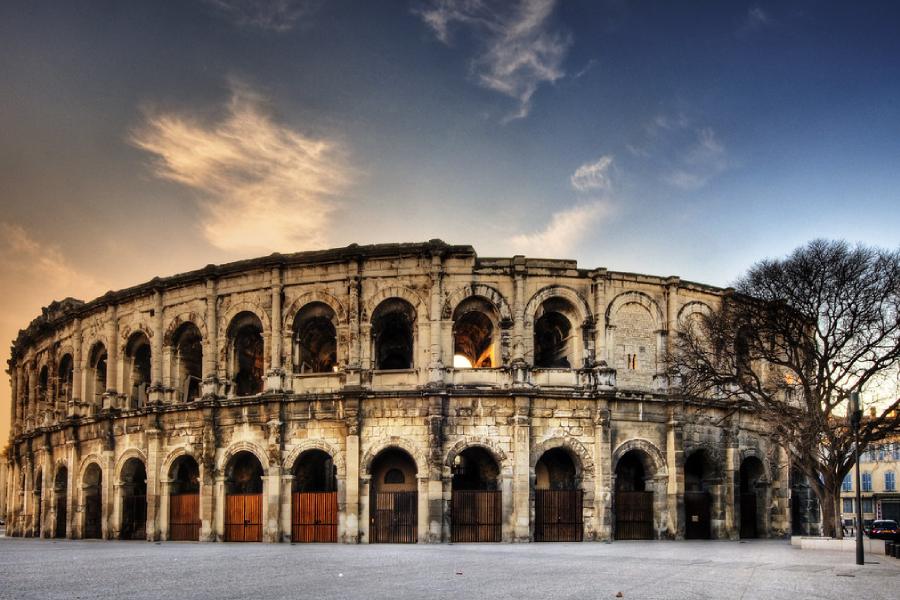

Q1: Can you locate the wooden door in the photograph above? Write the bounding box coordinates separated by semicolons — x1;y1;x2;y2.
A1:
451;490;501;542
84;494;102;539
225;493;262;542
370;491;417;543
169;493;200;541
535;490;584;542
740;493;757;538
292;492;338;543
684;491;711;539
122;494;147;540
55;493;67;539
615;491;654;540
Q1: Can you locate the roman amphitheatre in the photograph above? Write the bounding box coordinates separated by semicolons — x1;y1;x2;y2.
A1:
3;240;800;544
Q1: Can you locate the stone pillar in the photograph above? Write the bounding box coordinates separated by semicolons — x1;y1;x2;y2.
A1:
427;254;444;384
343;398;360;543
266;266;284;392
666;405;684;539
359;475;371;543
724;428;739;539
71;321;83;415
200;409;217;541
40;450;51;538
594;401;613;540
9;361;18;432
280;474;293;543
102;449;114;539
512;257;527;383
14;365;24;426
665;278;680;357
592;270;608;364
145;427;162;540
425;394;444;542
65;439;77;538
149;290;164;404
213;474;225;541
264;468;282;543
202;278;218;397
27;365;38;426
511;395;531;541
103;305;118;408
158;479;171;541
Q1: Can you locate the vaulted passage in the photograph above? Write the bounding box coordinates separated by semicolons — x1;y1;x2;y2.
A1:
372;299;415;370
451;447;501;542
54;466;67;538
740;457;765;538
615;450;654;540
87;343;107;406
172;323;203;403
82;463;103;539
291;450;338;543
293;302;338;373
452;297;498;368
168;455;200;541
370;448;417;543
534;448;583;542
224;452;263;542
534;297;579;368
684;450;713;539
229;312;265;396
125;333;151;409
120;458;147;540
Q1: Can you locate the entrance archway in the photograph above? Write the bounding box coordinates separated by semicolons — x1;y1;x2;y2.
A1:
534;447;583;542
740;457;765;538
615;450;654;540
370;448;418;543
291;450;338;543
82;463;103;539
169;455;200;541
224;451;263;542
684;450;713;539
54;466;68;538
33;468;42;537
120;458;147;540
451;446;501;542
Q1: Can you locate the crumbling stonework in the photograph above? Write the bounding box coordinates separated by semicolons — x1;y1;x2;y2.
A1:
4;241;795;543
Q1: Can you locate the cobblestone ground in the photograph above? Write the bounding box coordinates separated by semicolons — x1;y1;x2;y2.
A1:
1;536;898;600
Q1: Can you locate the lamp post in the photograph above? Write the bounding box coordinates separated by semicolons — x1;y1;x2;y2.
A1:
849;391;864;566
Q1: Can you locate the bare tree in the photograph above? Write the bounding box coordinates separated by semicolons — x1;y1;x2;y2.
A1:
673;239;900;538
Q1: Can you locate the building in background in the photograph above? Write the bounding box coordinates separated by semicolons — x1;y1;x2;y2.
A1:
841;433;900;530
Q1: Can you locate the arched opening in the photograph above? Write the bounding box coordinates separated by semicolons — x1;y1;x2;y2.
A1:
371;299;416;370
370;448;418;543
168;455;200;541
120;458;147;540
534;448;583;542
451;447;501;542
38;366;49;405
291;450;338;542
684;450;714;539
58;354;74;406
615;450;654;540
33;468;43;537
171;323;203;403
228;312;264;396
82;463;103;539
452;298;498;369
292;302;337;374
739;456;765;538
125;333;152;409
54;466;68;538
87;343;107;406
533;298;578;368
224;451;264;542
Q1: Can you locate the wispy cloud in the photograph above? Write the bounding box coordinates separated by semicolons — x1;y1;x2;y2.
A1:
570;155;614;192
204;0;322;32
662;127;727;190
509;201;610;256
739;6;771;36
130;82;353;252
416;0;571;121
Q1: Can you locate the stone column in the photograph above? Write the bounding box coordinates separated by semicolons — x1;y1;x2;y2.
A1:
427;254;444;384
343;398;360;543
264;468;282;543
592;270;608;364
724;428;739;539
594;401;613;540
102;449;115;539
65;438;77;538
103;305;118;409
511;395;531;541
145;427;162;540
149;290;164;404
9;362;18;433
266;266;284;392
14;365;24;427
40;449;51;537
21;455;32;536
71;321;82;415
158;479;171;541
202;278;218;397
213;474;225;541
512;257;527;383
425;394;444;542
27;365;37;426
665;278;680;356
666;405;684;539
280;474;293;543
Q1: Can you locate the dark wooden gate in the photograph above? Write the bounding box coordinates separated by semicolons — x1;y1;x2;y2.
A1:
370;491;417;543
451;490;501;542
169;493;200;541
740;493;757;538
615;491;654;540
292;492;338;543
535;489;583;542
684;491;711;539
84;494;102;539
55;496;67;538
225;493;262;542
121;494;147;540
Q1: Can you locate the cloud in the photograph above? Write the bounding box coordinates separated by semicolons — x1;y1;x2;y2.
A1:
130;82;353;253
417;0;571;121
509;202;610;256
204;0;322;32
570;155;614;192
662;127;727;190
739;6;771;36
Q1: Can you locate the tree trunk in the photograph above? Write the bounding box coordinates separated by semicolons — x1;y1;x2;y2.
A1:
831;490;844;540
809;478;838;539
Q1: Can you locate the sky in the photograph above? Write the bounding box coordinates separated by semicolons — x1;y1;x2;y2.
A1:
1;0;899;443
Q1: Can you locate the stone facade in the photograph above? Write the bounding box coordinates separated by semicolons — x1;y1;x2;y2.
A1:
4;241;792;543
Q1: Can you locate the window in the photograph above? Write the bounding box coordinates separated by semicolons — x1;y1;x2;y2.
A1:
893;444;900;461
862;472;872;492
842;473;852;492
886;471;896;492
626;354;638;370
842;498;853;513
862;498;874;514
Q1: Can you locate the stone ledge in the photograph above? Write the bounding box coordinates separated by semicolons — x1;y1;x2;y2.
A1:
790;535;887;555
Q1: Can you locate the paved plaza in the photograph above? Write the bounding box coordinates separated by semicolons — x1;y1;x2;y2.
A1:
1;536;898;600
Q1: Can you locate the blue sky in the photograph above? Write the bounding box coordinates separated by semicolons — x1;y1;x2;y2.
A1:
1;0;899;436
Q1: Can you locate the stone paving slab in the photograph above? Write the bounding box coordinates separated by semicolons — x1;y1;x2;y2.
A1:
1;538;898;600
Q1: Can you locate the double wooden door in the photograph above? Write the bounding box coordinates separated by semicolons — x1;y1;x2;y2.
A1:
451;490;501;542
292;492;338;543
169;493;200;541
615;491;654;540
370;491;417;543
535;490;583;542
225;493;262;542
684;491;711;539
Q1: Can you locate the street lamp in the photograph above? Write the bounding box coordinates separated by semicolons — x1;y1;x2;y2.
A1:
849;391;864;566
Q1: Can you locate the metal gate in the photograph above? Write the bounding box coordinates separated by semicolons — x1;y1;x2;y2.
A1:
615;491;654;540
370;491;417;543
684;491;711;539
292;492;338;543
121;494;147;540
740;493;757;538
451;490;501;542
225;493;263;542
169;493;200;541
84;494;102;539
535;490;583;542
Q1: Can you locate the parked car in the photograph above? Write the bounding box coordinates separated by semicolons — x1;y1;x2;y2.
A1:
867;520;900;541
